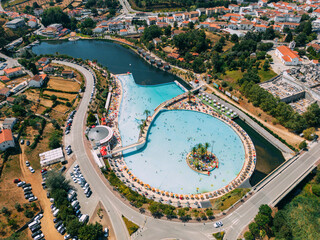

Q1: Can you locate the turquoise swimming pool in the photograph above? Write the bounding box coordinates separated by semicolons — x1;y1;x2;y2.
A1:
118;74;245;194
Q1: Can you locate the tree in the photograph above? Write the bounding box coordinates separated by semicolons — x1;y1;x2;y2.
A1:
142;25;162;42
303;127;316;140
259;204;272;218
285;31;293;42
230;34;238;43
87;111;97;126
78;222;103;240
312;184;320;196
249;222;260;238
164;25;171;37
50;94;57;102
299;140;307;150
143;109;150;119
244;231;254;240
254;213;270;229
192;57;205;73
49;130;62;149
187;91;193;102
14;203;23;212
263;60;270;71
295;32;307;47
263;27;275;40
42;7;71;27
46;170;72;192
81;18;96;29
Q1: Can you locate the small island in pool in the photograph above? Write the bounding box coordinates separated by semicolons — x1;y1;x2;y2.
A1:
186;143;219;175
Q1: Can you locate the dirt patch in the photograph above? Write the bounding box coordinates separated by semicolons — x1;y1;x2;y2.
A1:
43;91;77;102
47;77;80;92
90;202;115;240
53;104;69;114
24;123;54;171
19;145;64;240
205;31;234;51
5;75;29;86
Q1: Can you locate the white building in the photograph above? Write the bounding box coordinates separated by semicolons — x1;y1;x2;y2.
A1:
5;18;25;29
275;45;302;66
39;148;65;167
2;118;17;130
0;129;15;151
29;74;47;88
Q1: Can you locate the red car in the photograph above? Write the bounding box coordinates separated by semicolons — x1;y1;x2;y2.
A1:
41;169;47;173
13;179;21;183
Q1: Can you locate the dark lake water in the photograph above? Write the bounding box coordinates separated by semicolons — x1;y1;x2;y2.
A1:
33;39;285;185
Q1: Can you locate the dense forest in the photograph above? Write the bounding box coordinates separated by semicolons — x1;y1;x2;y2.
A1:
244;169;320;240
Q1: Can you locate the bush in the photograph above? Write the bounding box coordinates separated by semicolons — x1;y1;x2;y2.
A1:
24;209;34;218
299;140;307;150
312;184;320;196
14;203;23;212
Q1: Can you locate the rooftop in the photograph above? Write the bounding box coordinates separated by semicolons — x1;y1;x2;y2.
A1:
0;129;13;143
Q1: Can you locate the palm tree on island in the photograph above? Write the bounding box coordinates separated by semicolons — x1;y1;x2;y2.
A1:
143;109;151;120
204;142;210;156
187;91;193;102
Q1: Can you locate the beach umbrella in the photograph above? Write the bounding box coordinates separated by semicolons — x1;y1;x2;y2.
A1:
165;192;169;196
180;195;184;200
190;194;194;199
152;188;156;192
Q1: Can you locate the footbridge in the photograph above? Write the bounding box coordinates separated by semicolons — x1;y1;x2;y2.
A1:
108;86;201;156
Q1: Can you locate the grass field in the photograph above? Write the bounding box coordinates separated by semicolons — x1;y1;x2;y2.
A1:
0;147;31;239
210;188;249;211
24;124;54;170
122;215;139;236
47;77;80;92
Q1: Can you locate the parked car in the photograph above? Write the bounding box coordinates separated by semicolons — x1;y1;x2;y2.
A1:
28;196;38;202
25;161;30;167
26;140;30;146
17;181;26;187
23;187;32;191
20;139;24;144
41;169;47;173
104;227;109;237
25;194;34;199
31;230;42;238
64;234;71;239
29;166;35;173
34;214;43;221
53;218;59;223
13;179;21;183
55;221;63;229
60;166;66;173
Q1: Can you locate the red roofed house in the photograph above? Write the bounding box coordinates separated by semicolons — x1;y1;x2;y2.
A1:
29;74;48;88
4;67;23;79
0;129;15;151
0;87;10;97
275;45;302;66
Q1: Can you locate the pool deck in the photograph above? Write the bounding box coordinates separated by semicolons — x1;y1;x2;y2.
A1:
104;73;256;208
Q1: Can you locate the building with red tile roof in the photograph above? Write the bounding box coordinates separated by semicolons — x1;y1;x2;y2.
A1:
275;45;302;65
0;129;15;151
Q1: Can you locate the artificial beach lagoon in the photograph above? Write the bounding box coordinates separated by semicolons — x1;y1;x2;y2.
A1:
107;73;255;205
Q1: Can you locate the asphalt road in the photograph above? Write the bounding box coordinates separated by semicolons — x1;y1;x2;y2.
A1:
56;60;320;240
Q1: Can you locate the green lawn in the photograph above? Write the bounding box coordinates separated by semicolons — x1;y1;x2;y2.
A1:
210;188;249;211
258;69;277;82
122;215;139;236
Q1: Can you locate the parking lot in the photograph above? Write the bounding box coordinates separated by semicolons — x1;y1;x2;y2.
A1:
66;162;99;218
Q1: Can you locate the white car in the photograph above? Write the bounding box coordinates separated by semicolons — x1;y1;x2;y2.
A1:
104;227;109;237
29;166;35;173
213;221;223;228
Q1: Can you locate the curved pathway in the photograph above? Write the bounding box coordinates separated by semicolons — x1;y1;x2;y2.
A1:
55;60;320;240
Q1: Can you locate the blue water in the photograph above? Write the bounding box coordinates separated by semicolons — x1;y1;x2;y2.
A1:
119;74;245;194
118;74;184;146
